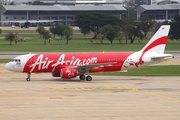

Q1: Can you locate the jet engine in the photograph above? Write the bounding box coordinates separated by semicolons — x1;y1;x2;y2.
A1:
52;68;78;78
60;68;78;78
52;71;61;77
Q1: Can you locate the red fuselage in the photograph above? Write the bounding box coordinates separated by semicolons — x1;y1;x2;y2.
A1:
23;52;133;73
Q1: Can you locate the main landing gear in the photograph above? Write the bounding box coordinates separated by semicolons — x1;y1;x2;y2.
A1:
26;73;31;81
79;75;92;81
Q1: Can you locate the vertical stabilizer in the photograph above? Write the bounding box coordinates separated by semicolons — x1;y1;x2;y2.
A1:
140;25;170;54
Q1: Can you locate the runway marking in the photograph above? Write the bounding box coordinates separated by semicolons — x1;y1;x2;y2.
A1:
143;91;180;103
131;87;180;103
44;85;128;91
45;85;180;103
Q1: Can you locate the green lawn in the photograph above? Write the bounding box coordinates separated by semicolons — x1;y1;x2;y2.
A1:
0;32;180;52
92;65;180;76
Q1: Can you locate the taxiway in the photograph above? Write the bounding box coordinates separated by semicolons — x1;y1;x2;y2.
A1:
0;63;180;120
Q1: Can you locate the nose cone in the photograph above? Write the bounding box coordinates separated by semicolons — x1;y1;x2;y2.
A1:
5;62;11;71
5;62;23;72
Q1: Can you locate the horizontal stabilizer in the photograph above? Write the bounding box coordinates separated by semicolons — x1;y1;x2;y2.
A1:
151;54;174;61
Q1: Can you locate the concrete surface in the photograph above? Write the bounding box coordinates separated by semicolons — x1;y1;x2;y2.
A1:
0;63;180;120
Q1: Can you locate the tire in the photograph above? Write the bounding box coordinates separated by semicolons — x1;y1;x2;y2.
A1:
86;76;92;81
79;75;85;80
26;78;30;81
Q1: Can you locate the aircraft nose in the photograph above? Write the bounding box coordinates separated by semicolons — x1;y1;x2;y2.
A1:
5;62;11;70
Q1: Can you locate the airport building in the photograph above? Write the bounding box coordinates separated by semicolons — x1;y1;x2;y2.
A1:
0;5;126;26
137;4;180;22
14;0;124;4
156;0;180;5
40;0;124;4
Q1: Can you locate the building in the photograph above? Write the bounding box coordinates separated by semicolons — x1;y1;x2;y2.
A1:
7;0;124;4
1;4;126;26
0;0;13;4
40;0;123;4
155;0;180;4
137;4;180;22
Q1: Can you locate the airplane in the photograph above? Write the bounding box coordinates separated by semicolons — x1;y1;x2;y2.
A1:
5;25;174;81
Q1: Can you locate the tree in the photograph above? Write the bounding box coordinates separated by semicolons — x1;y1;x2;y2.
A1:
139;17;153;39
36;26;51;44
106;31;115;44
49;24;73;44
169;14;180;40
36;26;46;38
5;32;17;45
63;25;73;45
122;17;143;44
81;26;91;37
98;27;106;44
53;24;67;38
49;26;56;37
42;30;51;45
75;12;122;39
99;24;121;44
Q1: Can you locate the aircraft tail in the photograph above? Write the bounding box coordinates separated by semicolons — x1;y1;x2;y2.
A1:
140;25;170;54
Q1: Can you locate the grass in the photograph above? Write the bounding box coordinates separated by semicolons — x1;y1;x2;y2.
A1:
0;59;11;63
0;32;180;52
92;65;180;76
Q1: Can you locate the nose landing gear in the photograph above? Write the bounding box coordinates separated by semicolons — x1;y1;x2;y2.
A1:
26;73;31;81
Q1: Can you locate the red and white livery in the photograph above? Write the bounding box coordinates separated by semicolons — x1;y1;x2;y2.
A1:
5;25;174;81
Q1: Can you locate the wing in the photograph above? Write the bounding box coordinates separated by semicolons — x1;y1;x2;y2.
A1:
66;62;117;72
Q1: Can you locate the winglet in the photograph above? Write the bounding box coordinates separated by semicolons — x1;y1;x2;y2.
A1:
140;25;170;54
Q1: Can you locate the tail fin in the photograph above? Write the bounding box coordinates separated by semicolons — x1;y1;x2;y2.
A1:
140;25;170;54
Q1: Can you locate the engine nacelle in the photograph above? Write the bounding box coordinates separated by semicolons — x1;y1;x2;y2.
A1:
60;68;78;79
52;71;61;77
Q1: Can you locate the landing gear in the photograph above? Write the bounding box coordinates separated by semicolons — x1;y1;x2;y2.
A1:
26;73;31;81
79;74;92;81
86;75;92;81
79;75;85;80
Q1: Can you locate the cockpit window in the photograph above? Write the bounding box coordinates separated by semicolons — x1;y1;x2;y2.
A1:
12;59;15;62
12;59;21;62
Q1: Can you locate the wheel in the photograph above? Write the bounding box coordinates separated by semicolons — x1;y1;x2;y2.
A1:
86;76;92;81
26;78;31;81
79;75;85;80
26;73;31;81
